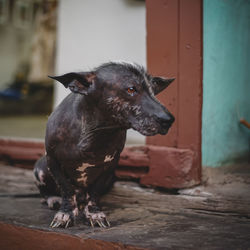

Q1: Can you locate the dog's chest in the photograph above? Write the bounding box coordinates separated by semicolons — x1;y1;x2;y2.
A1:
70;129;126;187
75;150;117;187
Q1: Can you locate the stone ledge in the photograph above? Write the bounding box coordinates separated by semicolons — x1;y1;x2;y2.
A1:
0;137;200;189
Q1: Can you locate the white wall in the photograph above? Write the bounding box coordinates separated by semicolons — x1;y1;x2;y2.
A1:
54;0;146;144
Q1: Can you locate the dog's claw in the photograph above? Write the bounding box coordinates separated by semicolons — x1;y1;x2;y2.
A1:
51;221;59;228
57;222;61;228
65;220;70;228
85;205;110;228
105;218;111;227
89;218;94;227
96;220;102;228
50;211;73;228
89;218;110;228
100;221;106;228
56;222;62;228
50;218;56;227
88;218;110;228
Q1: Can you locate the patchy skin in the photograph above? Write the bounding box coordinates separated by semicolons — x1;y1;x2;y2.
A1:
47;196;62;210
72;194;79;217
33;61;175;229
34;155;60;198
104;154;115;163
77;162;95;185
103;150;116;163
72;207;79;217
38;170;45;184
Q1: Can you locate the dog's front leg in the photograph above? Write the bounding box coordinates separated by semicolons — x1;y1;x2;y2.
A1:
84;193;110;228
50;195;78;228
84;169;115;227
47;157;79;228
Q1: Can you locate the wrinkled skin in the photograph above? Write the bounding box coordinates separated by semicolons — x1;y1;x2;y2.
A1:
34;62;175;228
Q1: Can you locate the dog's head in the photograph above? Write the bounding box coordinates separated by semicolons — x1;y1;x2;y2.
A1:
50;62;175;136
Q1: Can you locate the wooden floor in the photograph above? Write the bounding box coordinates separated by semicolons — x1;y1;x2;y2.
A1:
0;163;250;250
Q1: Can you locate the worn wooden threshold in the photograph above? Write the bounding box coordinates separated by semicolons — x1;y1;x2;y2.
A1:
0;164;250;249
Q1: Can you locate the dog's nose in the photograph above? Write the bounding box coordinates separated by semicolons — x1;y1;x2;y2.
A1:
156;113;175;129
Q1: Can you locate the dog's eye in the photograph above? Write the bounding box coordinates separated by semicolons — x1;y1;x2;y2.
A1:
127;87;136;95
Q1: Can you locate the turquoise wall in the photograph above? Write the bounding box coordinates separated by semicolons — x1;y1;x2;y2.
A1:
202;0;250;167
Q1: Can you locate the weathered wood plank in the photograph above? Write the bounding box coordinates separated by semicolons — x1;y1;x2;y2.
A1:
0;164;250;249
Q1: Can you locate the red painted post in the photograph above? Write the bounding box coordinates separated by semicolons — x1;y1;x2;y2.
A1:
145;0;203;188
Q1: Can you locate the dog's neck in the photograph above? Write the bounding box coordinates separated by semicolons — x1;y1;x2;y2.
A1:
77;94;124;134
74;95;126;153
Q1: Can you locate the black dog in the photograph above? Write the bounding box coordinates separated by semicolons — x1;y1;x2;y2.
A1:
34;62;175;228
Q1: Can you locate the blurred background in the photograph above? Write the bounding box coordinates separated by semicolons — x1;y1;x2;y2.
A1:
0;0;57;137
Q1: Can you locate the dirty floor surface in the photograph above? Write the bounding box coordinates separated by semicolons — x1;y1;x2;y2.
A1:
0;163;250;249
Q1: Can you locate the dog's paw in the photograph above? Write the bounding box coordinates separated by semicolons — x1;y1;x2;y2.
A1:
47;196;62;210
84;205;110;228
50;211;73;228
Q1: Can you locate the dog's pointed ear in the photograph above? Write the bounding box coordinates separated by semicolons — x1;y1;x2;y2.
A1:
48;72;96;95
151;77;175;95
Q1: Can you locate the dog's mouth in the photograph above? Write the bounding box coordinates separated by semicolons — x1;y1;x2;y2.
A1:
131;123;172;136
158;126;171;135
158;120;174;135
128;112;175;136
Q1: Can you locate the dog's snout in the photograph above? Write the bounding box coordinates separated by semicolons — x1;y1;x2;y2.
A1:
157;113;175;128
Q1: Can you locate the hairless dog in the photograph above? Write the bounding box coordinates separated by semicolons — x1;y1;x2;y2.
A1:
34;62;175;228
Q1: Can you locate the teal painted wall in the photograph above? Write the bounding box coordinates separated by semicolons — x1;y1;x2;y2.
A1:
202;0;250;167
